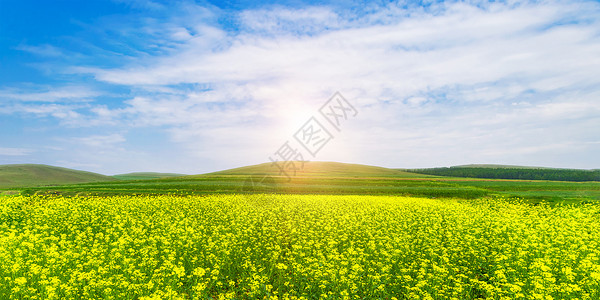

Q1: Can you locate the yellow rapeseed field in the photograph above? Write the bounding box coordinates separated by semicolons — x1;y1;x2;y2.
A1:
0;194;599;299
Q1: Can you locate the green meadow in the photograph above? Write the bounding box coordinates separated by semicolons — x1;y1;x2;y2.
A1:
1;162;600;299
2;162;598;205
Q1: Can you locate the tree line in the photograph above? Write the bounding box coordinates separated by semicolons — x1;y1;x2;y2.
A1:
407;167;600;182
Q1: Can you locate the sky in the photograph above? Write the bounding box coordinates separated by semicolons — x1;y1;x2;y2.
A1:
0;0;599;175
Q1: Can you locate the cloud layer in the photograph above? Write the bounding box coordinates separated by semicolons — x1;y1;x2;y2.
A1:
2;0;600;173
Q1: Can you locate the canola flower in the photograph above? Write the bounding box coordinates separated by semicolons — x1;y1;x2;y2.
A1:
0;194;599;299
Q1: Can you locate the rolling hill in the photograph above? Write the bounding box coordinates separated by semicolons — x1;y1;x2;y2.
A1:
7;161;599;204
113;172;187;180
207;161;426;178
0;164;117;188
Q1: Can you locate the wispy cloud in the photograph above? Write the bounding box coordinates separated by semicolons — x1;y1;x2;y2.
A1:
2;0;600;172
0;86;99;102
111;0;165;11
0;147;33;156
70;133;126;148
15;44;64;57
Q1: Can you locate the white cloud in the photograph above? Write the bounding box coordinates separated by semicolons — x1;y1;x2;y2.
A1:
71;133;126;148
111;0;166;11
4;0;600;172
0;86;99;102
239;6;344;35
0;147;33;156
87;1;600;104
15;44;63;57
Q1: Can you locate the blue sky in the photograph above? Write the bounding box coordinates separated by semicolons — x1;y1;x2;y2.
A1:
1;0;599;175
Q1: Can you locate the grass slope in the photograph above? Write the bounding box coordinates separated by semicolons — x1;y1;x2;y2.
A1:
113;172;187;180
9;162;600;205
208;161;427;178
0;164;117;188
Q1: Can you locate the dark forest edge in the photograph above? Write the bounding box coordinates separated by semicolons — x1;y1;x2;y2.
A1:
406;167;600;182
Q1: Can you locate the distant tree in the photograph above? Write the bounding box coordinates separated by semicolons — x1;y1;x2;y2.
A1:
407;167;600;182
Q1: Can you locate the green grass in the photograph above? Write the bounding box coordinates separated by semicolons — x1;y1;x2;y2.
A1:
0;164;117;188
433;179;600;205
9;162;598;205
112;172;187;180
3;162;599;299
209;161;428;177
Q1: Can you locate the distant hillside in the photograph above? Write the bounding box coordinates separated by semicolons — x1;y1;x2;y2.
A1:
207;161;427;178
0;164;117;188
113;172;186;180
407;166;600;182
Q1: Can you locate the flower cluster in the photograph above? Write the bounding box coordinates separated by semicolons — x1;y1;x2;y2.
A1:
0;194;598;299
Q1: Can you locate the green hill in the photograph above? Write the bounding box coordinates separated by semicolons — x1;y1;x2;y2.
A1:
11;162;600;205
0;164;117;188
206;161;426;178
113;172;187;180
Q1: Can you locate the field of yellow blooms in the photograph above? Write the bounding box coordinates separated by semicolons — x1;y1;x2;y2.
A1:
0;194;599;299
